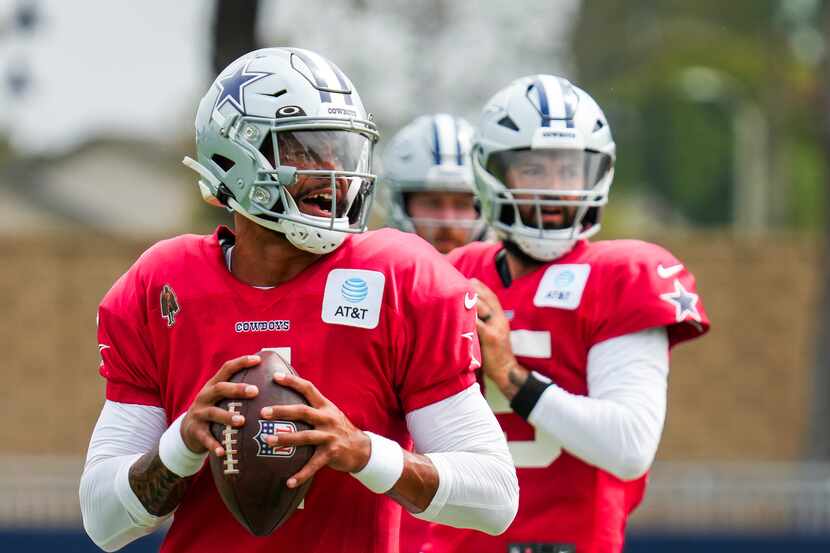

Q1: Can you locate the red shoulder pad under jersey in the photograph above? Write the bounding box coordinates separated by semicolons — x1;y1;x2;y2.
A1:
97;254;160;406
383;231;479;412
587;240;709;347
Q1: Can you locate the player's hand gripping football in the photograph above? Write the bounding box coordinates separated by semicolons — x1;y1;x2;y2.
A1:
260;373;371;489
472;278;529;400
180;355;262;456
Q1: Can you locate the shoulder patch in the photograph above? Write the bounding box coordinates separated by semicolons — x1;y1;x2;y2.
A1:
533;264;590;310
321;269;385;329
160;284;180;327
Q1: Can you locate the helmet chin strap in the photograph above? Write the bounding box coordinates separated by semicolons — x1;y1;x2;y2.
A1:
503;239;544;265
280;218;347;255
228;198;348;255
503;229;577;263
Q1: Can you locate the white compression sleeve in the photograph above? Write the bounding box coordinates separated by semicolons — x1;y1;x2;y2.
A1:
405;383;519;535
527;327;669;481
80;401;169;551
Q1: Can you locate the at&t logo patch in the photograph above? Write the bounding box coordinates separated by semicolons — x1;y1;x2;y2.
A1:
322;269;385;329
533;264;590;310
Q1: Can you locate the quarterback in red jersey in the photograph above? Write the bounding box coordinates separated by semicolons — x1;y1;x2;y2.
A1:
429;75;710;553
79;48;517;553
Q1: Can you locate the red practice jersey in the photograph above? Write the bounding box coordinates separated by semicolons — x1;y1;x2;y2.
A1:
97;226;479;553
425;239;709;553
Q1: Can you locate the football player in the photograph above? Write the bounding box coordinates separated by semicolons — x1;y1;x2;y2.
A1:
382;115;485;553
79;48;518;553
428;75;710;553
381;114;484;254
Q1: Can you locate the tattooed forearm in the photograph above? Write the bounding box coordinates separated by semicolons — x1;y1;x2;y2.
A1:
128;445;190;516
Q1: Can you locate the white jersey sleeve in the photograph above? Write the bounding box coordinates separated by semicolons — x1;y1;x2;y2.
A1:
527;327;669;480
405;383;519;535
79;401;169;551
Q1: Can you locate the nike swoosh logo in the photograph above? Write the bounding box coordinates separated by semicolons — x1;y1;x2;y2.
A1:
657;263;684;279
464;292;478;310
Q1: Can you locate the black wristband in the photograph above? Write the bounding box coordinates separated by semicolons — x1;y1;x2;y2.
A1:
510;372;552;420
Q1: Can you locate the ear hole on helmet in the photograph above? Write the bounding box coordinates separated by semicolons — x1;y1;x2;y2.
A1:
498;116;519;132
259;131;276;167
211;154;235;172
593;119;605;132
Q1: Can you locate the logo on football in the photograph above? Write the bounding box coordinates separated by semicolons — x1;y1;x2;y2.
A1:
254;420;297;457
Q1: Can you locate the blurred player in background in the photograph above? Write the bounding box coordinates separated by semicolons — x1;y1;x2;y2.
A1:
429;75;710;553
381;114;485;254
79;48;518;553
382;114;485;553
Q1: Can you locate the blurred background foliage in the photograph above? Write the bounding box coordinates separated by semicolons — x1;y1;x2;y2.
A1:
574;0;826;232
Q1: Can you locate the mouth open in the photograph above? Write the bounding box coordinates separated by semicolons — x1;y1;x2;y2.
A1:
296;188;341;218
298;190;335;217
538;206;567;227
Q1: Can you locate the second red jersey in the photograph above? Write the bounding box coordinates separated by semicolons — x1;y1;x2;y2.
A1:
424;239;709;553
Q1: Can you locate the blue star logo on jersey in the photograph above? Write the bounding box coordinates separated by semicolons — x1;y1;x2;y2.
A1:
213;59;272;114
253;420;296;458
660;280;701;322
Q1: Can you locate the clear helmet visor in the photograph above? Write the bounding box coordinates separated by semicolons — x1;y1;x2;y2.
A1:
487;148;612;194
276;129;372;173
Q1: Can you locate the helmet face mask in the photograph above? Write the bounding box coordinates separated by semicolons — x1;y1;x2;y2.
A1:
485;148;612;231
473;75;616;261
184;48;379;255
381;114;485;253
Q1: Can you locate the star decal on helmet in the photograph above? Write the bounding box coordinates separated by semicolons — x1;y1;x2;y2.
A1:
660;280;701;322
213;59;272;114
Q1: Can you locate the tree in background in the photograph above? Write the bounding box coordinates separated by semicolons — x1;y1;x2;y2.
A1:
571;0;824;231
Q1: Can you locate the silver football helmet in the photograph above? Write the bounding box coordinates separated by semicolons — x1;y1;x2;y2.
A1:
184;48;379;255
381;114;483;241
473;75;615;261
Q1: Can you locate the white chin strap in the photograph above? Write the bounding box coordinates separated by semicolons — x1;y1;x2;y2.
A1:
513;229;577;262
280;217;348;255
229;198;348;255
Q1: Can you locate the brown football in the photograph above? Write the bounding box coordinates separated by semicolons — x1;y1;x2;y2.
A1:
209;350;315;536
